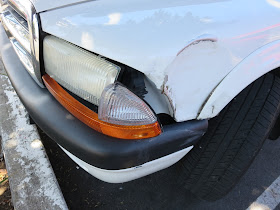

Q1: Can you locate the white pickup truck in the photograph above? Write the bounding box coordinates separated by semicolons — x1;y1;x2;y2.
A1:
1;0;280;201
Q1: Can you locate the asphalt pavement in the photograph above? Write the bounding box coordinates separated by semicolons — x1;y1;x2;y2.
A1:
39;127;280;210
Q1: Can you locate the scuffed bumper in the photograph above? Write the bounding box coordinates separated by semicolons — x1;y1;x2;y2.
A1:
60;145;193;183
0;24;207;175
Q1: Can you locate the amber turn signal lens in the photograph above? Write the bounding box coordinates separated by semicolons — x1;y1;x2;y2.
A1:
42;74;162;140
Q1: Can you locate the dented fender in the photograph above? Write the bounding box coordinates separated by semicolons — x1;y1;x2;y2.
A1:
39;0;280;122
163;38;234;121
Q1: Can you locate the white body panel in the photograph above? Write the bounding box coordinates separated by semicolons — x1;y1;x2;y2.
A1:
38;0;280;121
29;0;88;13
199;40;280;119
60;145;193;183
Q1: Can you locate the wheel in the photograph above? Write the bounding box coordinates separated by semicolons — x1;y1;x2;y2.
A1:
178;73;280;201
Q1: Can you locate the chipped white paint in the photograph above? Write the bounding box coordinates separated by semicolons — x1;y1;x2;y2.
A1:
39;0;280;121
176;34;218;56
0;75;68;210
60;145;193;183
247;175;280;210
164;40;233;121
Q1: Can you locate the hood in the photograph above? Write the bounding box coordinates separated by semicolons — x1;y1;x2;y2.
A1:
30;0;91;13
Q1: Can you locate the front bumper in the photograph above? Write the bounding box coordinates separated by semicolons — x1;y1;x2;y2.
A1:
0;25;207;173
60;145;194;183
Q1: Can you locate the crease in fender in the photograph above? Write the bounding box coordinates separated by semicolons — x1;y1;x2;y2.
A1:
176;34;218;56
196;78;225;119
163;34;218;118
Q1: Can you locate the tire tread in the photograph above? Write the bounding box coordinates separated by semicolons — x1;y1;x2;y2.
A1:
180;74;280;200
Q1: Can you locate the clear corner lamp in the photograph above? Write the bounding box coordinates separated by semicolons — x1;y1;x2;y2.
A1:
98;83;157;126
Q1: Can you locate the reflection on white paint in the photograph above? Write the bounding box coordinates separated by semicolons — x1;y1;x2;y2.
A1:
267;0;280;8
105;13;121;25
81;32;94;49
200;18;213;23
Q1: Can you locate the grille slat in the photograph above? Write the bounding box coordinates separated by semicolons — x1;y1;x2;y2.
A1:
7;0;27;22
11;38;34;74
8;6;28;29
1;0;43;87
1;9;30;53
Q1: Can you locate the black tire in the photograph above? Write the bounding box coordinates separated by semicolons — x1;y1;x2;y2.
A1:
178;73;280;201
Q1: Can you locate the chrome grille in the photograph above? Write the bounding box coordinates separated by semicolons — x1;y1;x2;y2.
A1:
8;6;28;29
1;0;43;87
2;8;30;53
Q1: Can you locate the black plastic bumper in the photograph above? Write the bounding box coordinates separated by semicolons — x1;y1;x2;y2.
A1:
0;25;208;170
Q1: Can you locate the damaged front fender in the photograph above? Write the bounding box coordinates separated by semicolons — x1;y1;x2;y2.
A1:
39;0;280;122
163;38;235;121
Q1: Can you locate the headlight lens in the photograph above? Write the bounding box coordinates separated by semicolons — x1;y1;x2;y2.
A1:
43;35;120;106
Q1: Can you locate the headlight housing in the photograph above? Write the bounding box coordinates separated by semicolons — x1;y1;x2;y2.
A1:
43;35;120;106
42;35;162;139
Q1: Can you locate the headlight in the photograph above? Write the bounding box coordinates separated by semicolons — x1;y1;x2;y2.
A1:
43;35;120;106
42;36;162;139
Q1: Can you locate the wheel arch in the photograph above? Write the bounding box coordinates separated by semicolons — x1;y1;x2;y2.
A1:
198;40;280;120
